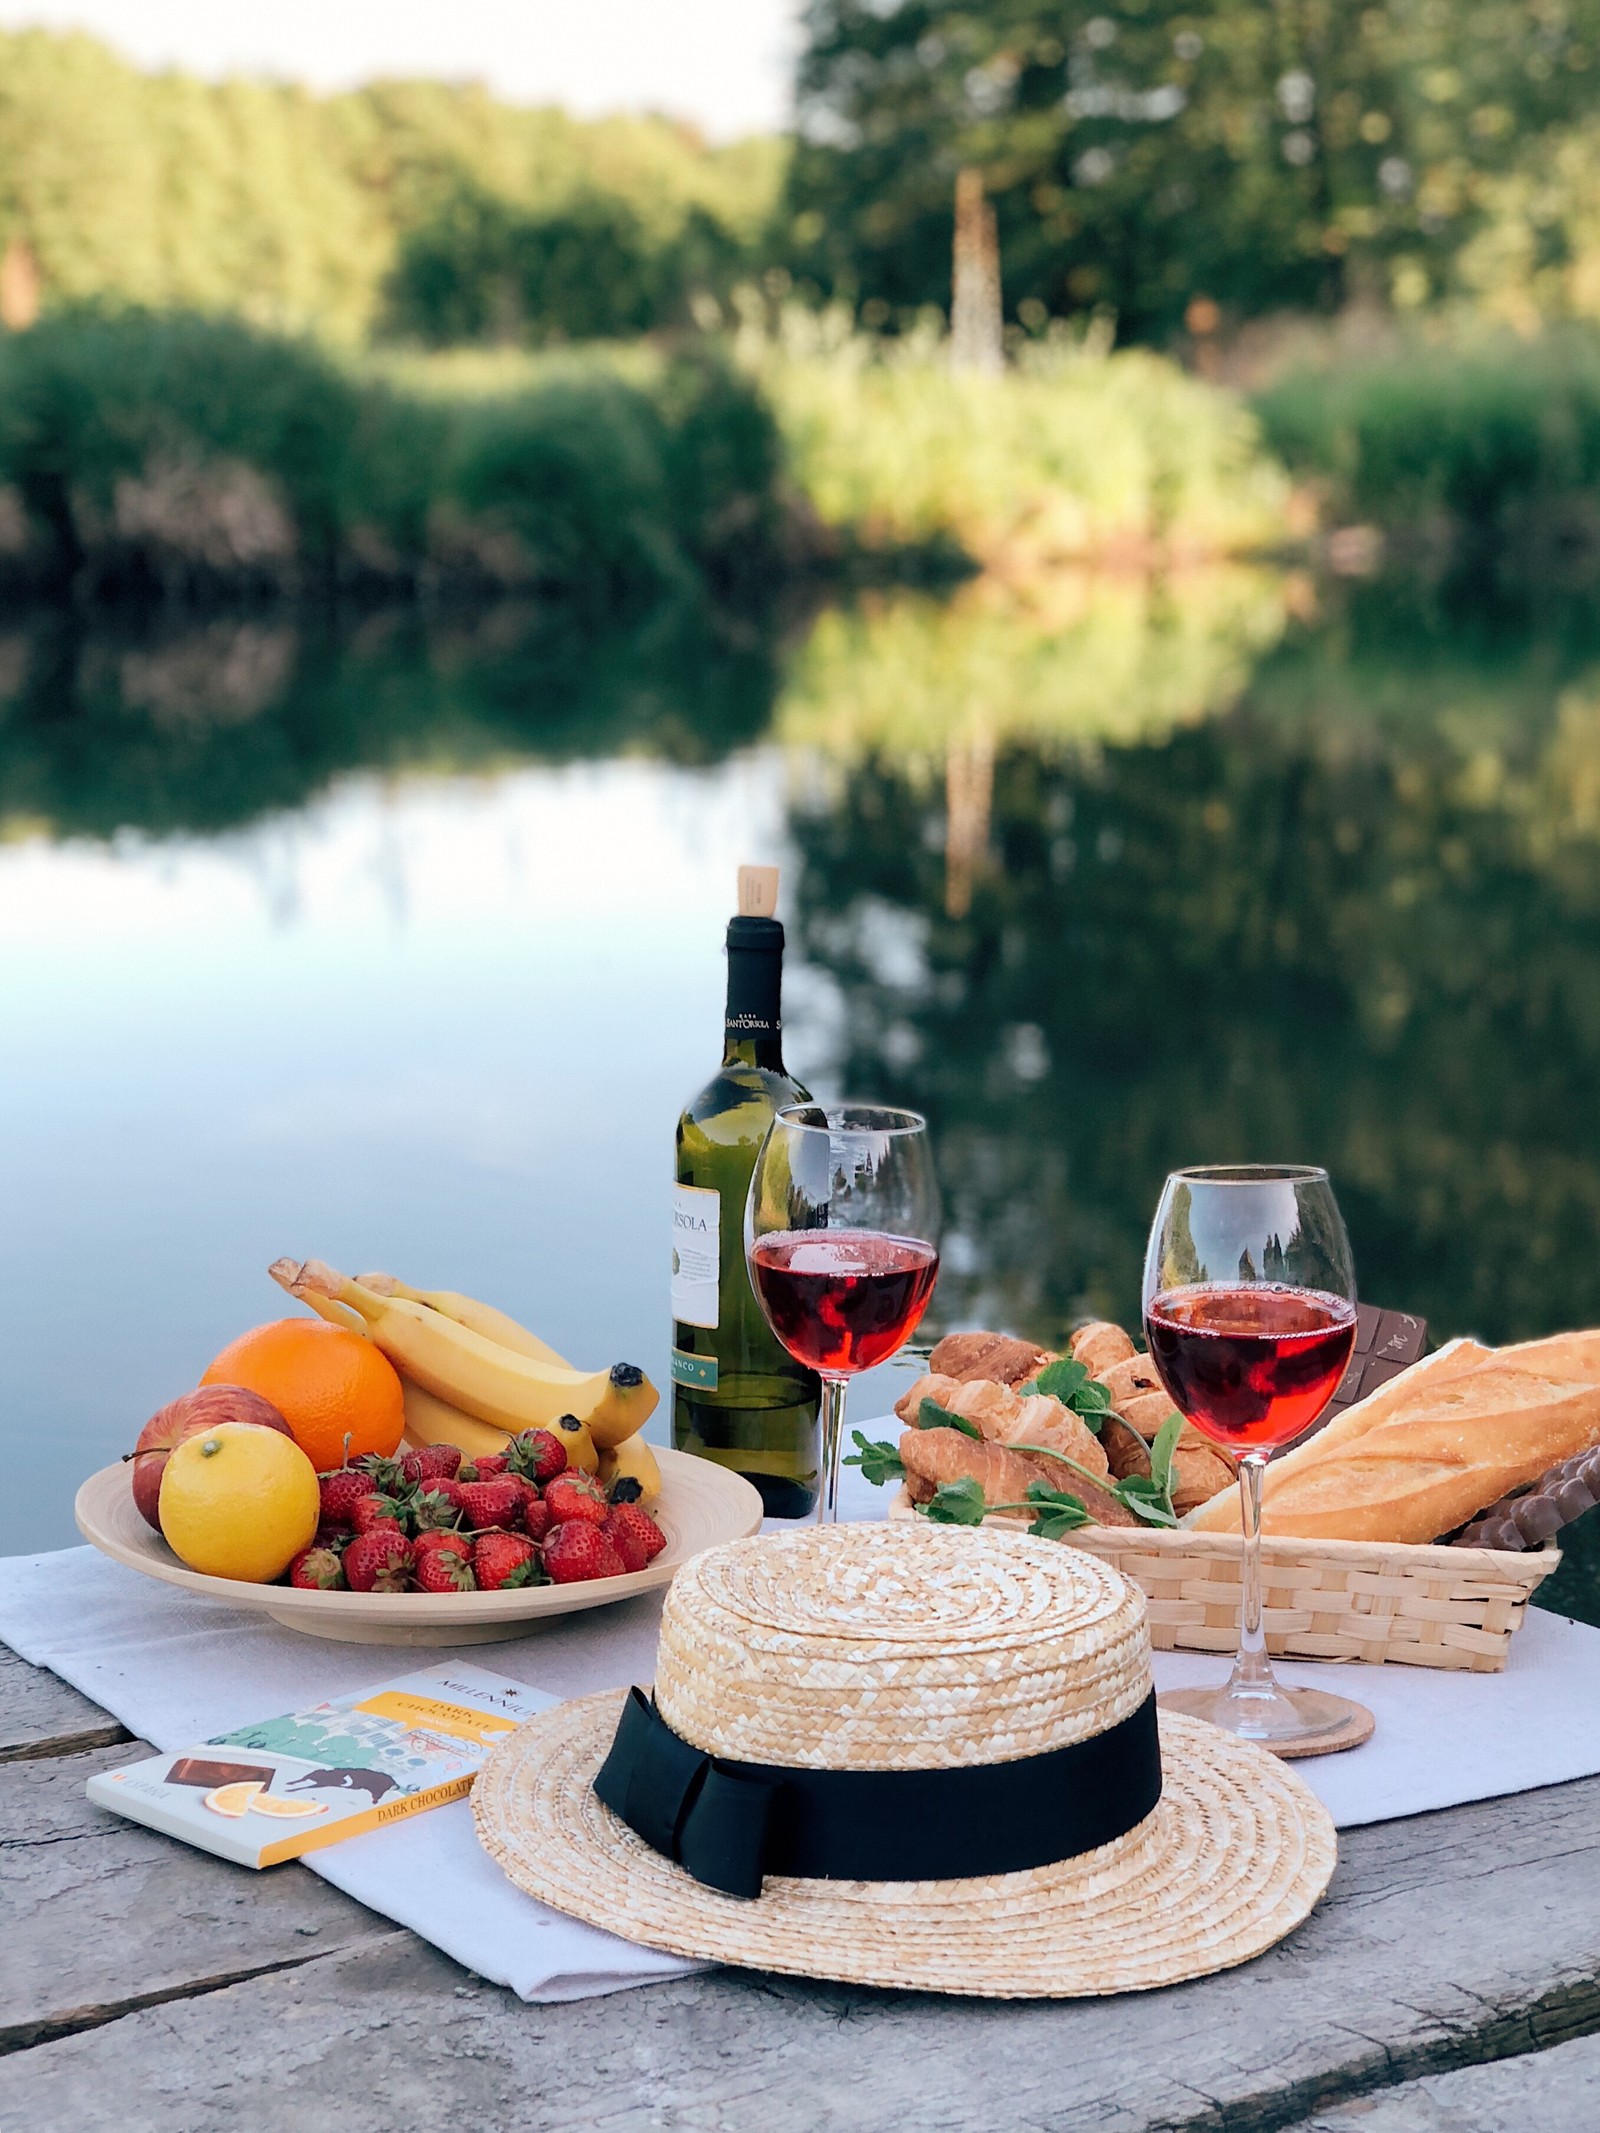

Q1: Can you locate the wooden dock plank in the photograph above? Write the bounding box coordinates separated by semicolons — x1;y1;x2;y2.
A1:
0;1644;129;1763
1291;2030;1600;2131
5;1644;1600;2131
0;1736;403;2053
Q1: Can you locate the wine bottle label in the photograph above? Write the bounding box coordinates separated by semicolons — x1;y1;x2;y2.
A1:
671;1348;719;1390
670;1183;720;1329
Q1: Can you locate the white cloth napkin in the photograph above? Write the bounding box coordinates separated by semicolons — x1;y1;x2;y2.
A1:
6;1450;1600;2001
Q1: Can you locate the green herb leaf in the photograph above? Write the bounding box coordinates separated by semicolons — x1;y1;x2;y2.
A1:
843;1432;905;1487
1148;1413;1184;1494
1022;1358;1088;1403
1110;1414;1185;1527
1019;1355;1109;1431
1023;1481;1092;1539
918;1478;989;1525
1113;1476;1181;1528
917;1398;981;1440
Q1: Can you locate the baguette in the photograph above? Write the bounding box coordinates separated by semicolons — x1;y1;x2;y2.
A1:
1187;1341;1488;1534
1188;1333;1600;1545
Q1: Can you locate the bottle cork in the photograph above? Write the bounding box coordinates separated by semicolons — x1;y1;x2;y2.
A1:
737;865;779;918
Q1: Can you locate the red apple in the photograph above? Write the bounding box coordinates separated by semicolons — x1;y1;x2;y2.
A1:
129;1385;293;1530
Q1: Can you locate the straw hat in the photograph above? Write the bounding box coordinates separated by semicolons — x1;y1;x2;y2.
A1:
474;1523;1335;1997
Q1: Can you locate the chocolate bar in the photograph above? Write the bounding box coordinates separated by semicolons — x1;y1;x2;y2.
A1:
165;1757;276;1790
1324;1306;1426;1419
1454;1444;1600;1550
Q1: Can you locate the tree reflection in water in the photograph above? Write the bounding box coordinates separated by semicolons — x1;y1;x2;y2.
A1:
4;571;1599;1605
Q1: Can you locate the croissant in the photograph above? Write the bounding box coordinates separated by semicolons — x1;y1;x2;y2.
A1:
898;1423;1140;1528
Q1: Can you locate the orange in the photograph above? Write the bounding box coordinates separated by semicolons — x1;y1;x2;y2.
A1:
201;1317;404;1471
250;1795;325;1820
205;1781;266;1817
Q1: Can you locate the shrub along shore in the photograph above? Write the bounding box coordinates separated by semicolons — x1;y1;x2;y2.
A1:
4;309;1596;610
0;309;1299;608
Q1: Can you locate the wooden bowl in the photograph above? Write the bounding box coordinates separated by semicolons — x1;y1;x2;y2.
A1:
75;1449;763;1645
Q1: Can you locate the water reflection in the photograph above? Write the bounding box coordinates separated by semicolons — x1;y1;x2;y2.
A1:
0;598;782;840
3;576;1599;1608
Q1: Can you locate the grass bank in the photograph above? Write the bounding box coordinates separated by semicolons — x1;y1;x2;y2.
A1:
0;311;786;605
743;311;1292;573
0;309;1296;608
1255;329;1600;554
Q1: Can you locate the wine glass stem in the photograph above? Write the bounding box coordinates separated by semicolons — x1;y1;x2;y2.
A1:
1230;1450;1277;1697
818;1377;848;1525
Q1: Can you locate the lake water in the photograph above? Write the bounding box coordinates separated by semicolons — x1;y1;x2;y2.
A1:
4;574;1598;1615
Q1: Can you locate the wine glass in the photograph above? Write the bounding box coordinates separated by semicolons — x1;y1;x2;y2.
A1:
746;1104;941;1523
1141;1164;1361;1749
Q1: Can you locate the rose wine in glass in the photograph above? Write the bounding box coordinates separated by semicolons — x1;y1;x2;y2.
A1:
1142;1166;1362;1749
747;1105;941;1521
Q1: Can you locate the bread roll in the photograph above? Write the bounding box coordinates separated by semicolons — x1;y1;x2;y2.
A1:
927;1332;1054;1387
1070;1321;1138;1375
1091;1350;1233;1512
894;1373;1108;1479
1188;1333;1600;1544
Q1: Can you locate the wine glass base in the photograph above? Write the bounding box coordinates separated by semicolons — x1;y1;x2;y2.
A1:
1158;1684;1375;1760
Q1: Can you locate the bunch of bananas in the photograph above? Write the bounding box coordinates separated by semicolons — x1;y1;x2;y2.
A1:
267;1258;662;1500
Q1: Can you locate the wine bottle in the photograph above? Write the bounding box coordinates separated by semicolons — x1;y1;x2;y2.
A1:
672;866;821;1517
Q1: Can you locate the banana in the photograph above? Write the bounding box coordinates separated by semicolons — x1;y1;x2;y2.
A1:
599;1436;662;1504
551;1414;600;1477
399;1378;513;1463
357;1274;572;1370
292;1289;372;1339
269;1259;658;1440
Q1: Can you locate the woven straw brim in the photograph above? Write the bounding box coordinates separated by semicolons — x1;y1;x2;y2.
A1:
473;1692;1337;1998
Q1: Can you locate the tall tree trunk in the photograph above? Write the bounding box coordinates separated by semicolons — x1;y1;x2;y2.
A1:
0;238;40;332
945;732;994;918
951;169;1003;374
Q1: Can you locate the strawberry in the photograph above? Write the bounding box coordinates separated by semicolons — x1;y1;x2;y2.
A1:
413;1528;473;1565
401;1443;462;1485
358;1451;411;1497
544;1521;627;1584
352;1491;411;1537
313;1524;352;1554
506;1429;567;1485
472;1532;542;1591
415;1546;477;1594
458;1452;508;1481
521;1493;553;1545
317;1467;370;1530
602;1503;667;1574
343;1530;414;1593
456;1477;524;1532
545;1473;608;1528
287;1543;348;1590
411;1480;466;1531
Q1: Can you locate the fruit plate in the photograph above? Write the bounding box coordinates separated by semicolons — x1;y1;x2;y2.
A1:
74;1449;764;1646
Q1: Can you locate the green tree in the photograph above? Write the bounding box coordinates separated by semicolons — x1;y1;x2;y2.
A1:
787;0;1600;339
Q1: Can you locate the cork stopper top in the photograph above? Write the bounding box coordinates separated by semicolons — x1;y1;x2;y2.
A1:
737;864;779;918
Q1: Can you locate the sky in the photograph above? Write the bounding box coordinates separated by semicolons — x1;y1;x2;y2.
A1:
0;0;803;139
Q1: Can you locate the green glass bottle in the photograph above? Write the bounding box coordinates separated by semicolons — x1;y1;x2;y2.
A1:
672;888;821;1517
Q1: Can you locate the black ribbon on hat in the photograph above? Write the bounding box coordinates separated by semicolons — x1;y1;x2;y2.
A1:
591;1685;1162;1900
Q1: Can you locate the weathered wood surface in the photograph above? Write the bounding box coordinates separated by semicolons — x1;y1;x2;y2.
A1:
1296;2031;1600;2131
4;1643;1600;2133
0;1644;128;1763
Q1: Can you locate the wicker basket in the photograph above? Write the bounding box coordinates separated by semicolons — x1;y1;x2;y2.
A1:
887;1490;1558;1672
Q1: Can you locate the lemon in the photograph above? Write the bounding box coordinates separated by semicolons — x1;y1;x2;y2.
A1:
159;1421;320;1582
